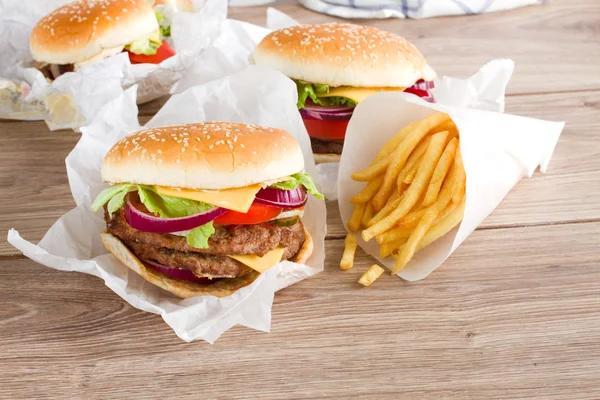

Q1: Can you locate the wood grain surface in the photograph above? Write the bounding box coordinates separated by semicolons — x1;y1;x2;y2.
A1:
1;0;599;399
1;223;599;399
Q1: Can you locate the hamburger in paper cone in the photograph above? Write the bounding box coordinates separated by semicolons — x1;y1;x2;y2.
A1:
338;92;564;281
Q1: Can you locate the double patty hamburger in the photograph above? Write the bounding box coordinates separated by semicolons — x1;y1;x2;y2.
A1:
252;23;436;163
92;122;322;298
30;0;175;80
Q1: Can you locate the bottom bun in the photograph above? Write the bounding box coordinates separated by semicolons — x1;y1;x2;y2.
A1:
313;153;341;164
100;226;314;299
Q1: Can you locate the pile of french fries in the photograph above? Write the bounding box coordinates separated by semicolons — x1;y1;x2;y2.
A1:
343;112;466;285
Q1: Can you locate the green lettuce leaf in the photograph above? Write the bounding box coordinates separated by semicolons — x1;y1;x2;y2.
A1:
91;183;134;214
125;38;161;55
272;172;324;200
295;80;357;109
186;222;215;249
135;186;215;218
155;11;171;39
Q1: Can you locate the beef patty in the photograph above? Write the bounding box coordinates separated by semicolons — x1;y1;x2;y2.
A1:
310;137;344;155
36;63;74;81
105;207;306;279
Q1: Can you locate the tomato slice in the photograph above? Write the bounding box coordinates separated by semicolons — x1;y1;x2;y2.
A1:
127;41;176;64
214;202;282;225
302;117;349;140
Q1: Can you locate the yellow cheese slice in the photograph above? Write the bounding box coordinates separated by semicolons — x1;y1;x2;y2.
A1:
155;184;262;213
318;86;406;104
228;248;285;273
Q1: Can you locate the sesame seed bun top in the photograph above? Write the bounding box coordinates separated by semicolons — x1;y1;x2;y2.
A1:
102;122;305;190
30;0;158;65
252;23;436;88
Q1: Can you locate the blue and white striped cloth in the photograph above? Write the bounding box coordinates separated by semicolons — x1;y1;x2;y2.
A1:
231;0;547;19
299;0;547;18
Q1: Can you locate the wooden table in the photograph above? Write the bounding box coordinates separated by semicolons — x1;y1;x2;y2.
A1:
1;1;599;398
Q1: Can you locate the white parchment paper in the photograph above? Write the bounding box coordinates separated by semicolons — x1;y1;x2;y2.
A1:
0;0;227;130
338;82;564;281
8;66;326;343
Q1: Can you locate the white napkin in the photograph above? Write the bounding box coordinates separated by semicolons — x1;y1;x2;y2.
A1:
0;0;228;130
7;65;326;343
299;0;547;19
337;77;564;281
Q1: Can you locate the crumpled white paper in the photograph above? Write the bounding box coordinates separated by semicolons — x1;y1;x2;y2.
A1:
0;0;227;130
171;7;294;93
338;73;564;281
7;66;327;343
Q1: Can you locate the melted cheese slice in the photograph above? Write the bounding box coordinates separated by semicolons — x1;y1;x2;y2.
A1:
155;184;262;213
318;86;406;104
228;248;285;273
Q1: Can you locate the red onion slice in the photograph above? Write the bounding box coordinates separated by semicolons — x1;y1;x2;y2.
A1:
141;258;210;283
300;102;355;121
411;79;435;91
254;187;307;208
125;193;227;234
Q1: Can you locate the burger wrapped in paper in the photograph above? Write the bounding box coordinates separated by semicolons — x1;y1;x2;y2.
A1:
30;0;176;81
252;23;436;163
92;122;322;298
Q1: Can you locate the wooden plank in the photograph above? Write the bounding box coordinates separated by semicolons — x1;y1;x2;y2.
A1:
2;90;599;253
225;0;600;96
1;222;599;399
0;126;79;252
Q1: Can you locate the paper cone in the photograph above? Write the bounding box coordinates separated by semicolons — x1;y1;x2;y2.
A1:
338;93;564;281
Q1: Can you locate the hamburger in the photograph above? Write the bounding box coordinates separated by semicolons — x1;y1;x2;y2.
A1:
252;23;436;163
91;122;322;298
30;0;175;81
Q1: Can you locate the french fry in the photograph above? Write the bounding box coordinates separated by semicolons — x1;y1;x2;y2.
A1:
391;207;440;274
362;131;449;242
417;198;465;251
433;120;458;139
377;226;412;244
351;175;384;204
422;138;458;206
430;155;461;211
395;136;432;189
358;264;386;287
396;209;427;229
351;158;390;182
433;197;461;225
372;113;451;210
361;202;374;228
348;203;366;232
340;233;358;270
452;148;466;204
380;240;406;257
373;121;420;162
368;190;403;226
402;163;418;184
